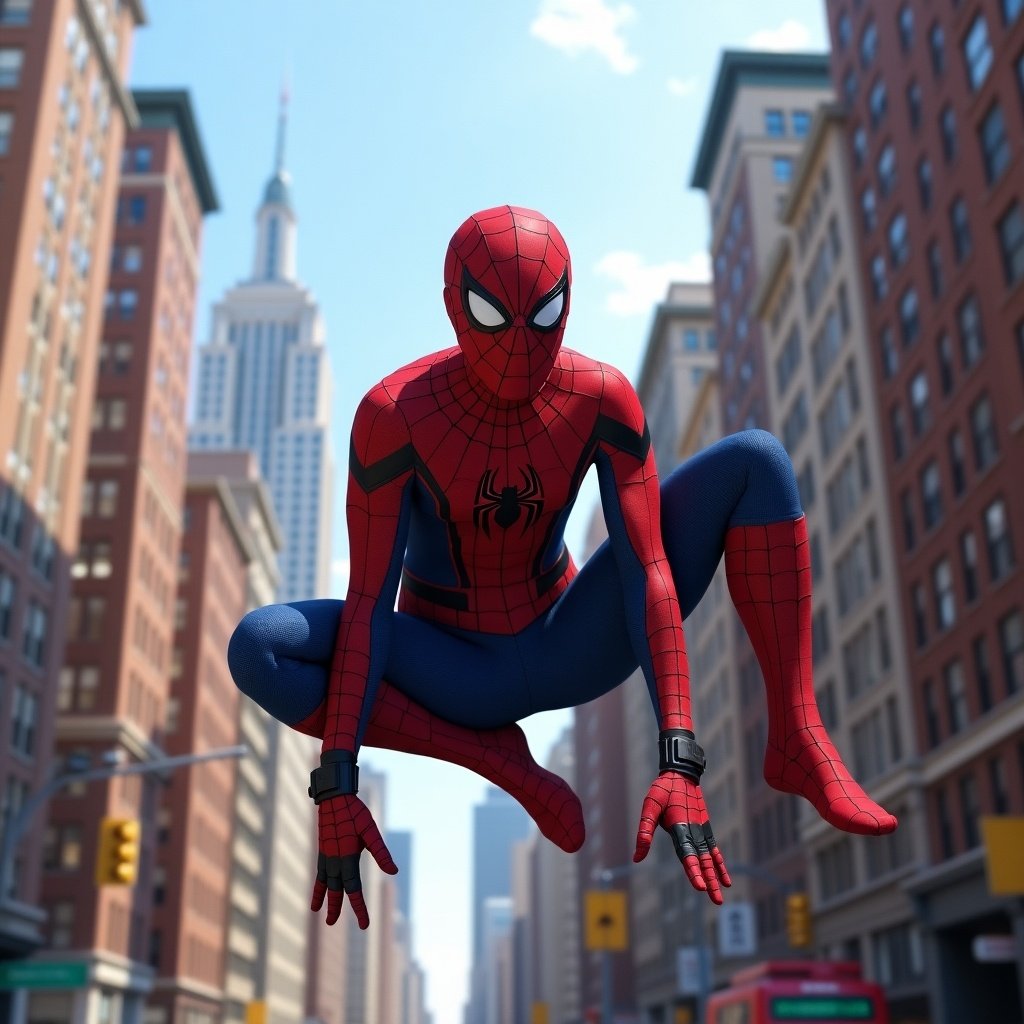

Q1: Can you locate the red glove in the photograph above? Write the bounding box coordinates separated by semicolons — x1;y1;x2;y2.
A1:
633;772;731;905
311;793;397;929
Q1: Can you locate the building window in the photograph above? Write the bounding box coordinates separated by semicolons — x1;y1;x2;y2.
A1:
792;110;811;137
683;328;700;351
862;187;878;232
860;20;879;67
905;79;922;130
917;158;933;211
899;288;920;346
1006;0;1024;23
123;245;143;273
961;530;980;603
772;156;793;184
927;241;944;299
844;68;859;106
937;333;955;395
959;774;980;848
765;109;785;136
0;111;13;156
891;404;908;461
889;212;909;268
10;684;37;756
939;105;957;163
908;370;931;435
963;14;994;90
127;195;146;224
934;559;957;631
924;679;940;746
21;601;47;669
930;23;946;76
869;78;888;128
998;203;1024;287
980;104;1011;185
1000;610;1024;693
921;460;944;530
913;585;929;648
838;11;852;49
853;125;867;168
985;499;1014;581
901;489;916;549
878;143;897;197
133;145;152;172
948;428;967;497
0;48;24;88
871;255;888;301
880;326;898;380
970;395;999;470
976;635;994;712
944;659;969;732
118;290;137;319
899;6;914;52
0;570;15;639
0;0;32;26
990;755;1008;813
958;294;984;368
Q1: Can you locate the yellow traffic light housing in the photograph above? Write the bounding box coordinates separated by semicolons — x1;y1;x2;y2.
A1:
95;817;140;886
785;892;813;949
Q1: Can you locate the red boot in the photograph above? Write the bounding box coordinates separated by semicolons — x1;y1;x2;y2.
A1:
293;681;585;852
725;517;897;836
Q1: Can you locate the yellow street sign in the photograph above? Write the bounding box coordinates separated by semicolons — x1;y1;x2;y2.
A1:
982;816;1024;895
245;1000;267;1024
584;889;628;950
531;1002;550;1024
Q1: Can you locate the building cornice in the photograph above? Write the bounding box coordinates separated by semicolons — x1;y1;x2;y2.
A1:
690;50;832;191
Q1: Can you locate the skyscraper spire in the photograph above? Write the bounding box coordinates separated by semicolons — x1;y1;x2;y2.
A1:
275;75;289;175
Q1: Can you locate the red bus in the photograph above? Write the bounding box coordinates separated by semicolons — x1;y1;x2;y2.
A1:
705;960;889;1024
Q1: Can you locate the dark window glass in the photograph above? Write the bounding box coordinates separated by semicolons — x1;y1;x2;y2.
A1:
998;203;1024;286
979;104;1011;184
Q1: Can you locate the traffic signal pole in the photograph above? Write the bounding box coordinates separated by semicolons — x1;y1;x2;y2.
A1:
0;744;248;904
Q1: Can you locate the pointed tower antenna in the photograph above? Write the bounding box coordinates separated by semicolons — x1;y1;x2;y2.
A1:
275;68;290;174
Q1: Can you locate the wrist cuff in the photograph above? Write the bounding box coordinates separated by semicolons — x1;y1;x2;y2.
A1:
309;749;359;803
658;729;706;783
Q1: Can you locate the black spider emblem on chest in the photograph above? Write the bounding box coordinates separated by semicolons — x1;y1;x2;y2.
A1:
473;466;545;537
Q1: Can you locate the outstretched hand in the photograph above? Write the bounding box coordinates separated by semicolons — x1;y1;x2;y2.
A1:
634;772;731;904
312;793;397;929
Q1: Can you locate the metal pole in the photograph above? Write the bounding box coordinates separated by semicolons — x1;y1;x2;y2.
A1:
601;948;613;1024
0;745;247;902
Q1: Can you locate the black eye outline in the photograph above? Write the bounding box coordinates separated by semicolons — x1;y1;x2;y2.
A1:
461;267;512;333
527;269;569;333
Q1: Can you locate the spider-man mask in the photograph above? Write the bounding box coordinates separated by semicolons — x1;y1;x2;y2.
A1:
444;206;571;403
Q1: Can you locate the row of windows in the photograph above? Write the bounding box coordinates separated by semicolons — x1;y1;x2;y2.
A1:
764;107;813;139
932;743;1023;863
0;574;49;672
909;502;1015;648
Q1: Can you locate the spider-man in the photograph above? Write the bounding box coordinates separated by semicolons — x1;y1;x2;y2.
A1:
228;205;897;930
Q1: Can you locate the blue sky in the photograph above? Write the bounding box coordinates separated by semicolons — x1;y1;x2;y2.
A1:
131;3;829;1022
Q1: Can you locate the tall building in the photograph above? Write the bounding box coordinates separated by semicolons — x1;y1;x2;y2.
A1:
825;2;1024;1020
464;788;530;1024
33;89;215;1024
690;50;834;958
148;454;254;1023
624;284;731;1013
183;451;283;1024
0;0;145;973
188;93;334;603
753;100;927;1019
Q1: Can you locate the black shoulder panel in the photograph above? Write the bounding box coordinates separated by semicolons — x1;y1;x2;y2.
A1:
595;415;652;461
349;439;416;492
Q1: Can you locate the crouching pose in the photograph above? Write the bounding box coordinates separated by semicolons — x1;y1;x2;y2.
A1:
227;205;897;930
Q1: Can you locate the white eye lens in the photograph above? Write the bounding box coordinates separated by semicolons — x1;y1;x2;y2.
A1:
531;290;564;328
467;290;507;328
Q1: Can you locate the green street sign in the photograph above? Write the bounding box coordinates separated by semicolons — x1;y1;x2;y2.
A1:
0;960;88;989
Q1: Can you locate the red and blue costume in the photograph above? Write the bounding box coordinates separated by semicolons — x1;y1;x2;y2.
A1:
227;206;897;930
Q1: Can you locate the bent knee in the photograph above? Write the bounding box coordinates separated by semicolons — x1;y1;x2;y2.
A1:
226;607;275;696
729;429;802;524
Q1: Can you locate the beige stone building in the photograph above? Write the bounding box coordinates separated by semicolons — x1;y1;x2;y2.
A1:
753;101;927;1019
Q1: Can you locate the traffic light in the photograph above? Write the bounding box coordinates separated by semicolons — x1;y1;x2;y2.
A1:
786;891;813;949
95;817;140;885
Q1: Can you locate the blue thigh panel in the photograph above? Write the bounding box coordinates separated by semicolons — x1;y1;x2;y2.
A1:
227;430;802;730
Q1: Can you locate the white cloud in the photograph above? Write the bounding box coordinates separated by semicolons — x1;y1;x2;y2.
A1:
530;0;639;74
595;250;711;316
667;76;698;97
745;18;814;52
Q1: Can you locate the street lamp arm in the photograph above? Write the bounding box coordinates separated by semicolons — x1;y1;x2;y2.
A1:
0;744;248;903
